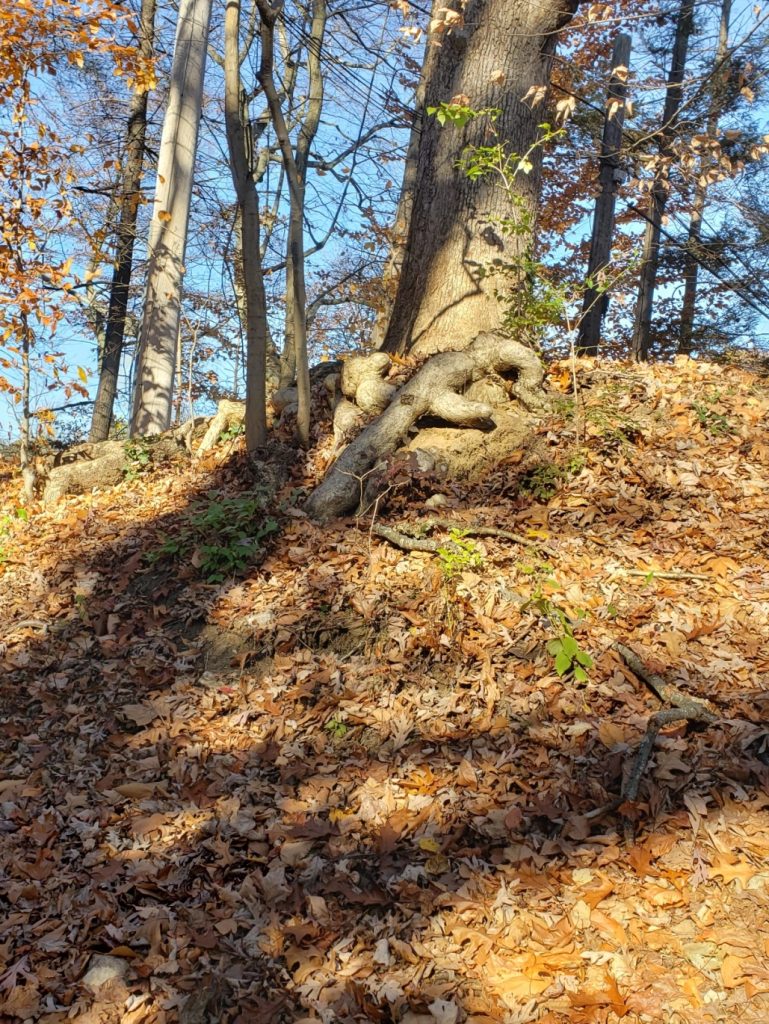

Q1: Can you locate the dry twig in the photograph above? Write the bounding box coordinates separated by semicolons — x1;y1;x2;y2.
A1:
368;516;534;552
613;641;718;803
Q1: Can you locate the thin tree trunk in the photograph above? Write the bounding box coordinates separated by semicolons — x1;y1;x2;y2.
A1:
371;49;428;350
224;0;268;450
89;0;157;442
631;0;694;362
380;0;580;357
577;32;631;356
19;315;35;502
280;0;326;392
256;0;319;445
679;0;731;355
174;322;183;425
187;325;198;418
130;0;212;436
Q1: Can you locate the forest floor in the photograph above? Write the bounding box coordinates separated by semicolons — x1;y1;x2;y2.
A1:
1;357;769;1024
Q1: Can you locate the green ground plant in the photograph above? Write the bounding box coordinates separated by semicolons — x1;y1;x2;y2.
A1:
526;590;593;683
519;450;586;501
325;715;349;740
149;491;279;583
437;529;484;580
123;440;152;481
692;393;732;436
0;506;28;563
218;422;245;443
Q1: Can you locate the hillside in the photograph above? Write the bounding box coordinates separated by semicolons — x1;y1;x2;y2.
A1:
1;357;769;1024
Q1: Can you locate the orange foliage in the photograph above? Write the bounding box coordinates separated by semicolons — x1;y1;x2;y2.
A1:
0;0;146;404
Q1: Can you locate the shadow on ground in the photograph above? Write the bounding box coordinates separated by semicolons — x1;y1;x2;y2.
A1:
1;437;768;1024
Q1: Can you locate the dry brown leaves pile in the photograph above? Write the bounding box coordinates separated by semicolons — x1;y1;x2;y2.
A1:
1;357;768;1024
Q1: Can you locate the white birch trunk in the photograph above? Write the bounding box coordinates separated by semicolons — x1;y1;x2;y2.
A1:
130;0;212;436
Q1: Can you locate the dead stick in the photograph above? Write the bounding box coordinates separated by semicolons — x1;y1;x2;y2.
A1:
622;570;709;582
613;642;717;805
371;517;534;548
369;523;441;552
422;517;534;546
613;642;717;716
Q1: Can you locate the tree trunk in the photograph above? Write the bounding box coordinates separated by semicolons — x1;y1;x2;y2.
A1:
19;315;35;502
280;0;326;397
130;0;212;436
577;32;631;356
371;42;428;350
679;0;731;355
256;0;313;445
631;0;694;362
89;0;157;442
380;0;581;357
224;0;269;451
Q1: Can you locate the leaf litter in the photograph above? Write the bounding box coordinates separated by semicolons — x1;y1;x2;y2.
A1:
1;358;769;1023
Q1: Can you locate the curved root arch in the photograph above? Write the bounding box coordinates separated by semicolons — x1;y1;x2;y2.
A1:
305;332;548;520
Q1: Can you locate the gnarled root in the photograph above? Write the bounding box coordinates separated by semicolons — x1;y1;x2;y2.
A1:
195;400;246;457
305;332;547;521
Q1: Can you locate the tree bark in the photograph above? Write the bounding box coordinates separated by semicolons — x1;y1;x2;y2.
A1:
679;0;731;355
371;42;428;350
130;0;212;436
224;0;269;451
89;0;157;442
577;32;631;356
380;0;581;357
280;0;326;395
631;0;694;362
256;0;320;446
19;315;35;501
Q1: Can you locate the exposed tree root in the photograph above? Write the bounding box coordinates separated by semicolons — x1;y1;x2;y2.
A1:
195;400;245;457
40;421;203;504
368;517;533;552
306;332;548;521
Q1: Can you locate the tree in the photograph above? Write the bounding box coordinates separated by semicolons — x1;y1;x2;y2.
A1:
306;0;584;518
0;0;143;491
275;0;326;399
379;0;582;357
89;0;157;442
223;0;269;450
678;0;731;355
255;0;327;446
130;0;212;437
631;0;694;362
576;32;631;356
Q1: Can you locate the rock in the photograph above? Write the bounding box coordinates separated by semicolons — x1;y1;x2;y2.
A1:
81;955;129;1000
424;493;450;509
42;441;127;504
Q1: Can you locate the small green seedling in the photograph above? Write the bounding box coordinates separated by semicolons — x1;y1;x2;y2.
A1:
527;591;593;682
437;529;484;580
218;422;245;443
692;402;732;437
0;507;29;564
325;716;349;739
520;462;564;501
546;633;593;682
